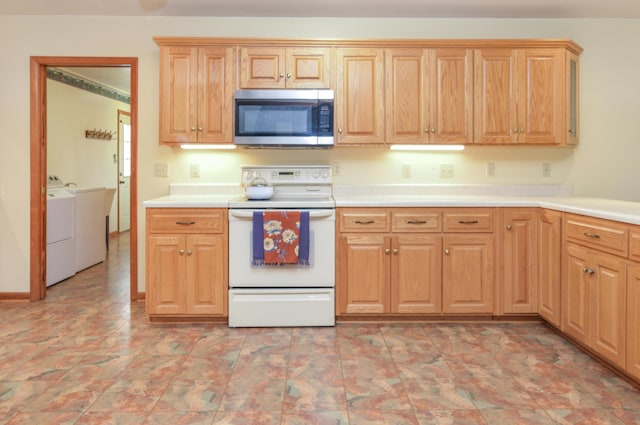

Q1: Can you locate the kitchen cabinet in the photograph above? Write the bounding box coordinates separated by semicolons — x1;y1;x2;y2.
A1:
335;48;385;145
498;209;538;315
239;46;332;89
385;48;473;144
146;208;228;319
537;209;563;327
562;213;629;368
474;48;570;145
158;46;235;145
627;263;640;380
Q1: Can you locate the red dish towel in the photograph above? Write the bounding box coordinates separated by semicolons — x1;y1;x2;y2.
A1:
257;211;305;265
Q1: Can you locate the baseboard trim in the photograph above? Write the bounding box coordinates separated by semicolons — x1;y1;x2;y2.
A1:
0;292;30;302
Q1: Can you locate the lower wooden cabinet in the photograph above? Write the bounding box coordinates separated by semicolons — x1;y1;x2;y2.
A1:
538;209;563;327
146;208;228;318
627;264;640;380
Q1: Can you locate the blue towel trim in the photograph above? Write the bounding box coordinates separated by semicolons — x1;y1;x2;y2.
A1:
252;211;264;266
298;211;310;266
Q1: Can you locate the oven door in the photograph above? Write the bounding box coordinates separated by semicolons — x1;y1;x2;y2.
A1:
228;209;335;288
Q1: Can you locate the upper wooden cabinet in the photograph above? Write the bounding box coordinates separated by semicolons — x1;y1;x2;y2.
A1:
158;46;235;145
239;47;331;89
335;48;386;145
386;48;473;144
474;48;574;145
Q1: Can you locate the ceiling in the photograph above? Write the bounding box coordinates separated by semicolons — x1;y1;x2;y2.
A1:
2;0;640;19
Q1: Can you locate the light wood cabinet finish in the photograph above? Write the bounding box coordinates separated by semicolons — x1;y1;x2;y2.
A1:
628;229;640;263
627;264;640;380
565;213;628;257
146;208;228;318
339;209;390;233
335;48;385;145
385;48;473;144
443;209;495;232
391;210;441;232
538;209;563;327
499;209;538;314
159;46;234;145
239;47;331;88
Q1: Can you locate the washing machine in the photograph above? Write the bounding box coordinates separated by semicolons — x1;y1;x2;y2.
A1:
46;188;76;286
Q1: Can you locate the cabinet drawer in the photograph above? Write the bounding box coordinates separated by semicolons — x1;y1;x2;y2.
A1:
392;210;441;232
630;230;640;262
339;209;390;233
443;209;495;232
147;208;226;234
565;214;628;257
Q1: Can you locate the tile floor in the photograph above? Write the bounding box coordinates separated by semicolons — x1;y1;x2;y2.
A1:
1;233;640;424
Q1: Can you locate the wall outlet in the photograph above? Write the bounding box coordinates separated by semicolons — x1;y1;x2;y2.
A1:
542;162;551;178
190;163;201;178
153;163;168;178
401;163;411;179
332;161;342;177
486;162;496;177
440;163;454;178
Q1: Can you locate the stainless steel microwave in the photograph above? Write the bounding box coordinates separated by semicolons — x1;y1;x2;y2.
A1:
234;89;334;148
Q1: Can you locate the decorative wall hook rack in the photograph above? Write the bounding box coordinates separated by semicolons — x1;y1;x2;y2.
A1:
85;129;115;140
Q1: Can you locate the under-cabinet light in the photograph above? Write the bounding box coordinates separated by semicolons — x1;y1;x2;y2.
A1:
180;144;237;150
389;144;465;151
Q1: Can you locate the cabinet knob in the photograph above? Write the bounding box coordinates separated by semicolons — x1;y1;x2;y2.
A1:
431;128;436;133
179;249;185;255
338;128;343;134
393;249;399;255
385;248;391;255
279;72;284;78
286;72;291;78
583;267;595;275
198;127;203;132
191;127;197;132
187;250;193;256
513;128;519;134
520;128;525;133
444;248;450;255
506;224;512;231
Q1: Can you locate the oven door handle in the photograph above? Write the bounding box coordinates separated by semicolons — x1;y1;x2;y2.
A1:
229;210;335;219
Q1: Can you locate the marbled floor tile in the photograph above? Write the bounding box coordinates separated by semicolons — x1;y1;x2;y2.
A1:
341;353;397;379
479;408;559;425
189;334;245;357
238;335;292;358
287;354;343;379
545;408;627;425
457;377;537;409
152;378;226;412
0;381;51;417
21;379;112;413
88;333;154;356
613;409;640;425
393;353;454;380
86;379;168;413
338;332;389;357
5;412;80;425
521;327;583;354
344;378;412;411
515;375;600;409
217;378;285;411
573;375;640;409
494;352;580;378
141;334;200;356
144;411;216;425
118;354;186;382
231;354;289;380
415;409;488;425
283;378;347;411
177;355;236;381
59;354;133;381
348;410;420;425
74;411;149;425
3;354;81;382
0;343;43;379
212;410;282;424
441;352;507;379
281;411;349;425
402;378;476;410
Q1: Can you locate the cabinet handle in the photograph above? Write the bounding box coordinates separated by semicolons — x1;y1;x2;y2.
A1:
393;248;399;255
179;249;185;255
458;220;479;225
176;221;196;225
583;267;595;275
583;232;600;239
407;220;427;225
506;224;512;230
444;248;450;255
385;248;391;255
355;220;375;225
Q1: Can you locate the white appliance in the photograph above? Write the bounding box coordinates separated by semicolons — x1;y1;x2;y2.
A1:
228;165;335;327
46;188;76;286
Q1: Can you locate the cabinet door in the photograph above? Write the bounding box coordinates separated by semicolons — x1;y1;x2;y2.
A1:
286;47;332;88
335;48;385;145
590;252;626;367
186;235;227;316
516;48;564;145
500;209;538;314
240;47;286;88
474;48;517;144
338;234;390;314
427;48;473;144
442;234;494;313
198;47;235;143
391;234;442;314
538;209;563;327
627;264;640;380
159;46;198;143
385;48;427;144
562;244;590;343
146;236;186;315
566;51;579;146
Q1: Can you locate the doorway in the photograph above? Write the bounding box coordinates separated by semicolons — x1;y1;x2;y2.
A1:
30;56;139;302
118;110;131;233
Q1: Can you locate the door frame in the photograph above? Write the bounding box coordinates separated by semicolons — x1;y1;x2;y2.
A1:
30;56;139;302
117;109;131;233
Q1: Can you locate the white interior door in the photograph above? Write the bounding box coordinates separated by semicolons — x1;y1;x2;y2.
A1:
118;112;131;232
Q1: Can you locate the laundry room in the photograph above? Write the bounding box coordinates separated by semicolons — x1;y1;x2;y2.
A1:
45;66;130;285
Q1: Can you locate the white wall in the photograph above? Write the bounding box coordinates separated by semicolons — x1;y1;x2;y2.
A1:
1;15;639;294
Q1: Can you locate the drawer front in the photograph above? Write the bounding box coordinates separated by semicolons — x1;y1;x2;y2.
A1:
565;214;628;257
392;210;441;232
631;230;640;262
339;209;390;233
443;209;495;232
147;208;226;234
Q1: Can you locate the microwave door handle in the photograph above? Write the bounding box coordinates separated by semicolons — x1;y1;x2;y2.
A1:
229;210;334;219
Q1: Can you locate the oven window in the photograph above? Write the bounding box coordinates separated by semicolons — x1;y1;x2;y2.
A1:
237;104;313;136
